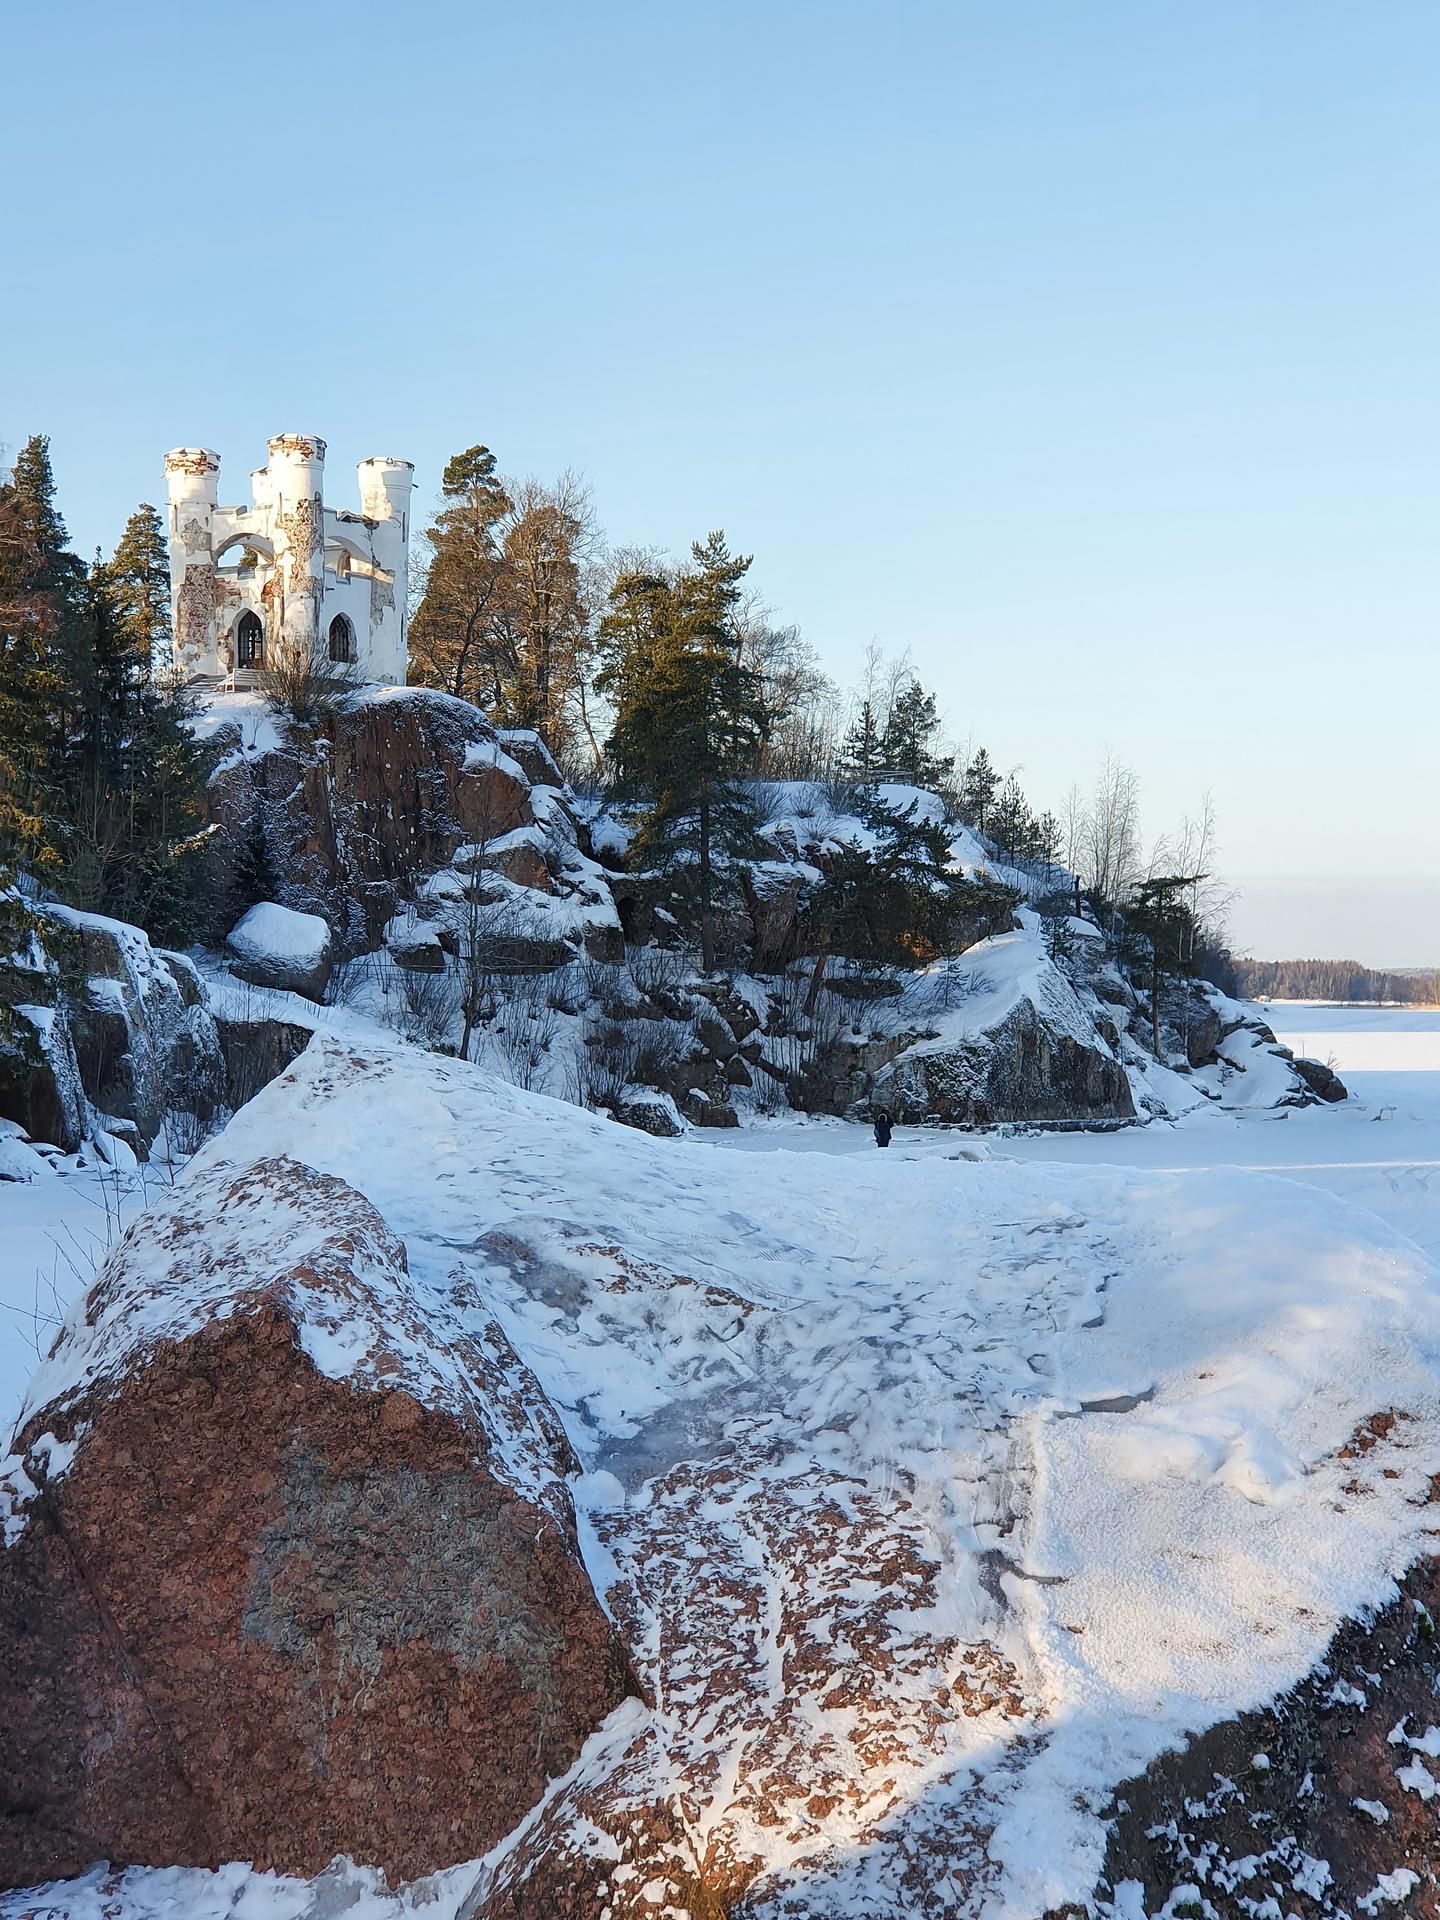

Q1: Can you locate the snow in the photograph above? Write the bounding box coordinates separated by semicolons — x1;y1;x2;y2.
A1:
6;999;1440;1916
186;691;286;773
226;901;331;969
461;738;528;786
0;1164;153;1443
894;909;1111;1061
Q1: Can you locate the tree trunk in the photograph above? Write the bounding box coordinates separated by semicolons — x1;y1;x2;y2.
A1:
803;942;830;1017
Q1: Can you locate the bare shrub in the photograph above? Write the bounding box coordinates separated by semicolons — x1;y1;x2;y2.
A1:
396;960;460;1049
485;974;562;1090
256;642;360;726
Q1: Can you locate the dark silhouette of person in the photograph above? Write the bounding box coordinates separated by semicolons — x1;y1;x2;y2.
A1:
873;1108;893;1148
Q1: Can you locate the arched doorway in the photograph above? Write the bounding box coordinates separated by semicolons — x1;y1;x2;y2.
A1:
328;613;355;664
236;610;265;669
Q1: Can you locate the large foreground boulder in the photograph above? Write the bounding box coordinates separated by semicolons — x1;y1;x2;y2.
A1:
0;1155;632;1890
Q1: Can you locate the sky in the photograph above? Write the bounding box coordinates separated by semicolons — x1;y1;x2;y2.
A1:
5;1;1437;964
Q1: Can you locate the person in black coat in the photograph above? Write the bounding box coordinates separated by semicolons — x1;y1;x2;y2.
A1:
873;1108;893;1148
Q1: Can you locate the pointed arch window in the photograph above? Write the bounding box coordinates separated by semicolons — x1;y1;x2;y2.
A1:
236;610;264;669
328;613;356;664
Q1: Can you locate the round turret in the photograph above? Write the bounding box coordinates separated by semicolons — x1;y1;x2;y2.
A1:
164;448;219;506
265;433;326;503
357;457;415;522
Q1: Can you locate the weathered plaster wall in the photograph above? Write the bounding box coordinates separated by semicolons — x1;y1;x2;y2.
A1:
164;436;413;685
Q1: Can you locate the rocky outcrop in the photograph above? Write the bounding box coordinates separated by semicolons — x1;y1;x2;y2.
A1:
203;693;537;952
202;691;624;979
213;1013;314;1111
1293;1053;1349;1103
0;904;223;1156
876;998;1136;1126
1099;1549;1440;1918
0;1155;632;1890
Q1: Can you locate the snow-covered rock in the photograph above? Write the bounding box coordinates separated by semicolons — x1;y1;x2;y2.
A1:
610;1086;686;1137
226;901;334;1001
5;1036;1433;1914
0;1152;631;1890
871;917;1136;1126
0;902;223;1154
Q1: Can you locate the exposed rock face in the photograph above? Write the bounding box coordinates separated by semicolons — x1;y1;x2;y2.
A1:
204;693;535;951
875;996;1136;1127
0;905;223;1155
0;1155;632;1890
213;1013;314;1111
1100;1551;1440;1918
612;1089;686;1137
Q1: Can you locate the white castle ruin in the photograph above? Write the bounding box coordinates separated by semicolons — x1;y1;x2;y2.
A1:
164;435;413;685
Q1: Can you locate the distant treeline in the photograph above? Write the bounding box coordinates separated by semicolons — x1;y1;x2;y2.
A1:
1234;958;1440;1005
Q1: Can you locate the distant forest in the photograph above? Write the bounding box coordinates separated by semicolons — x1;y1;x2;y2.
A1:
1233;958;1440;1006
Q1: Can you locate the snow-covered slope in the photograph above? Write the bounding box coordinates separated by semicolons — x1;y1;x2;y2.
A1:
9;1036;1433;1917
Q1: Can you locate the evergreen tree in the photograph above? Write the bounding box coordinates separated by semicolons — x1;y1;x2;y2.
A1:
1124;872;1205;1062
0;482;63;872
107;504;171;682
409;444;513;708
879;679;953;786
54;559;208;945
841;700;884;778
960;746;1000;833
990;774;1038;865
0;437;79;874
598;533;770;973
804;792;1018;1005
8;437;84;600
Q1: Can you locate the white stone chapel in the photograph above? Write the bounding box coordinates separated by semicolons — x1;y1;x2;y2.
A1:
164;434;413;685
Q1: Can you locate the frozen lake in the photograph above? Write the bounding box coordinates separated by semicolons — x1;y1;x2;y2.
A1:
701;1000;1440;1267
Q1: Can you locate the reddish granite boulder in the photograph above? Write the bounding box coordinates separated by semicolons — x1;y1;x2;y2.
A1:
1098;1552;1440;1918
0;1155;631;1890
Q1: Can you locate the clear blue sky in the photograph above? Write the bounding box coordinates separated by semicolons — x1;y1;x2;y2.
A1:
7;2;1437;962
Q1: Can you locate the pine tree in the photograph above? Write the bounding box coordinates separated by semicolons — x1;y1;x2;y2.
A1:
0;483;63;872
0;437;78;874
55;559;208;944
990;774;1038;865
841;700;884;778
107;504;171;683
409;444;513;708
960;746;1000;833
598;533;770;973
8;437;84;599
879;679;953;786
804;791;1018;1005
1124;872;1205;1062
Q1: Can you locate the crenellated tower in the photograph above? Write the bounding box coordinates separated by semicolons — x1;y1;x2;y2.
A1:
163;434;414;687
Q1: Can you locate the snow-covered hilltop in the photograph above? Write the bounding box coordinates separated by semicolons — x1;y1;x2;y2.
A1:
1;1036;1436;1917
